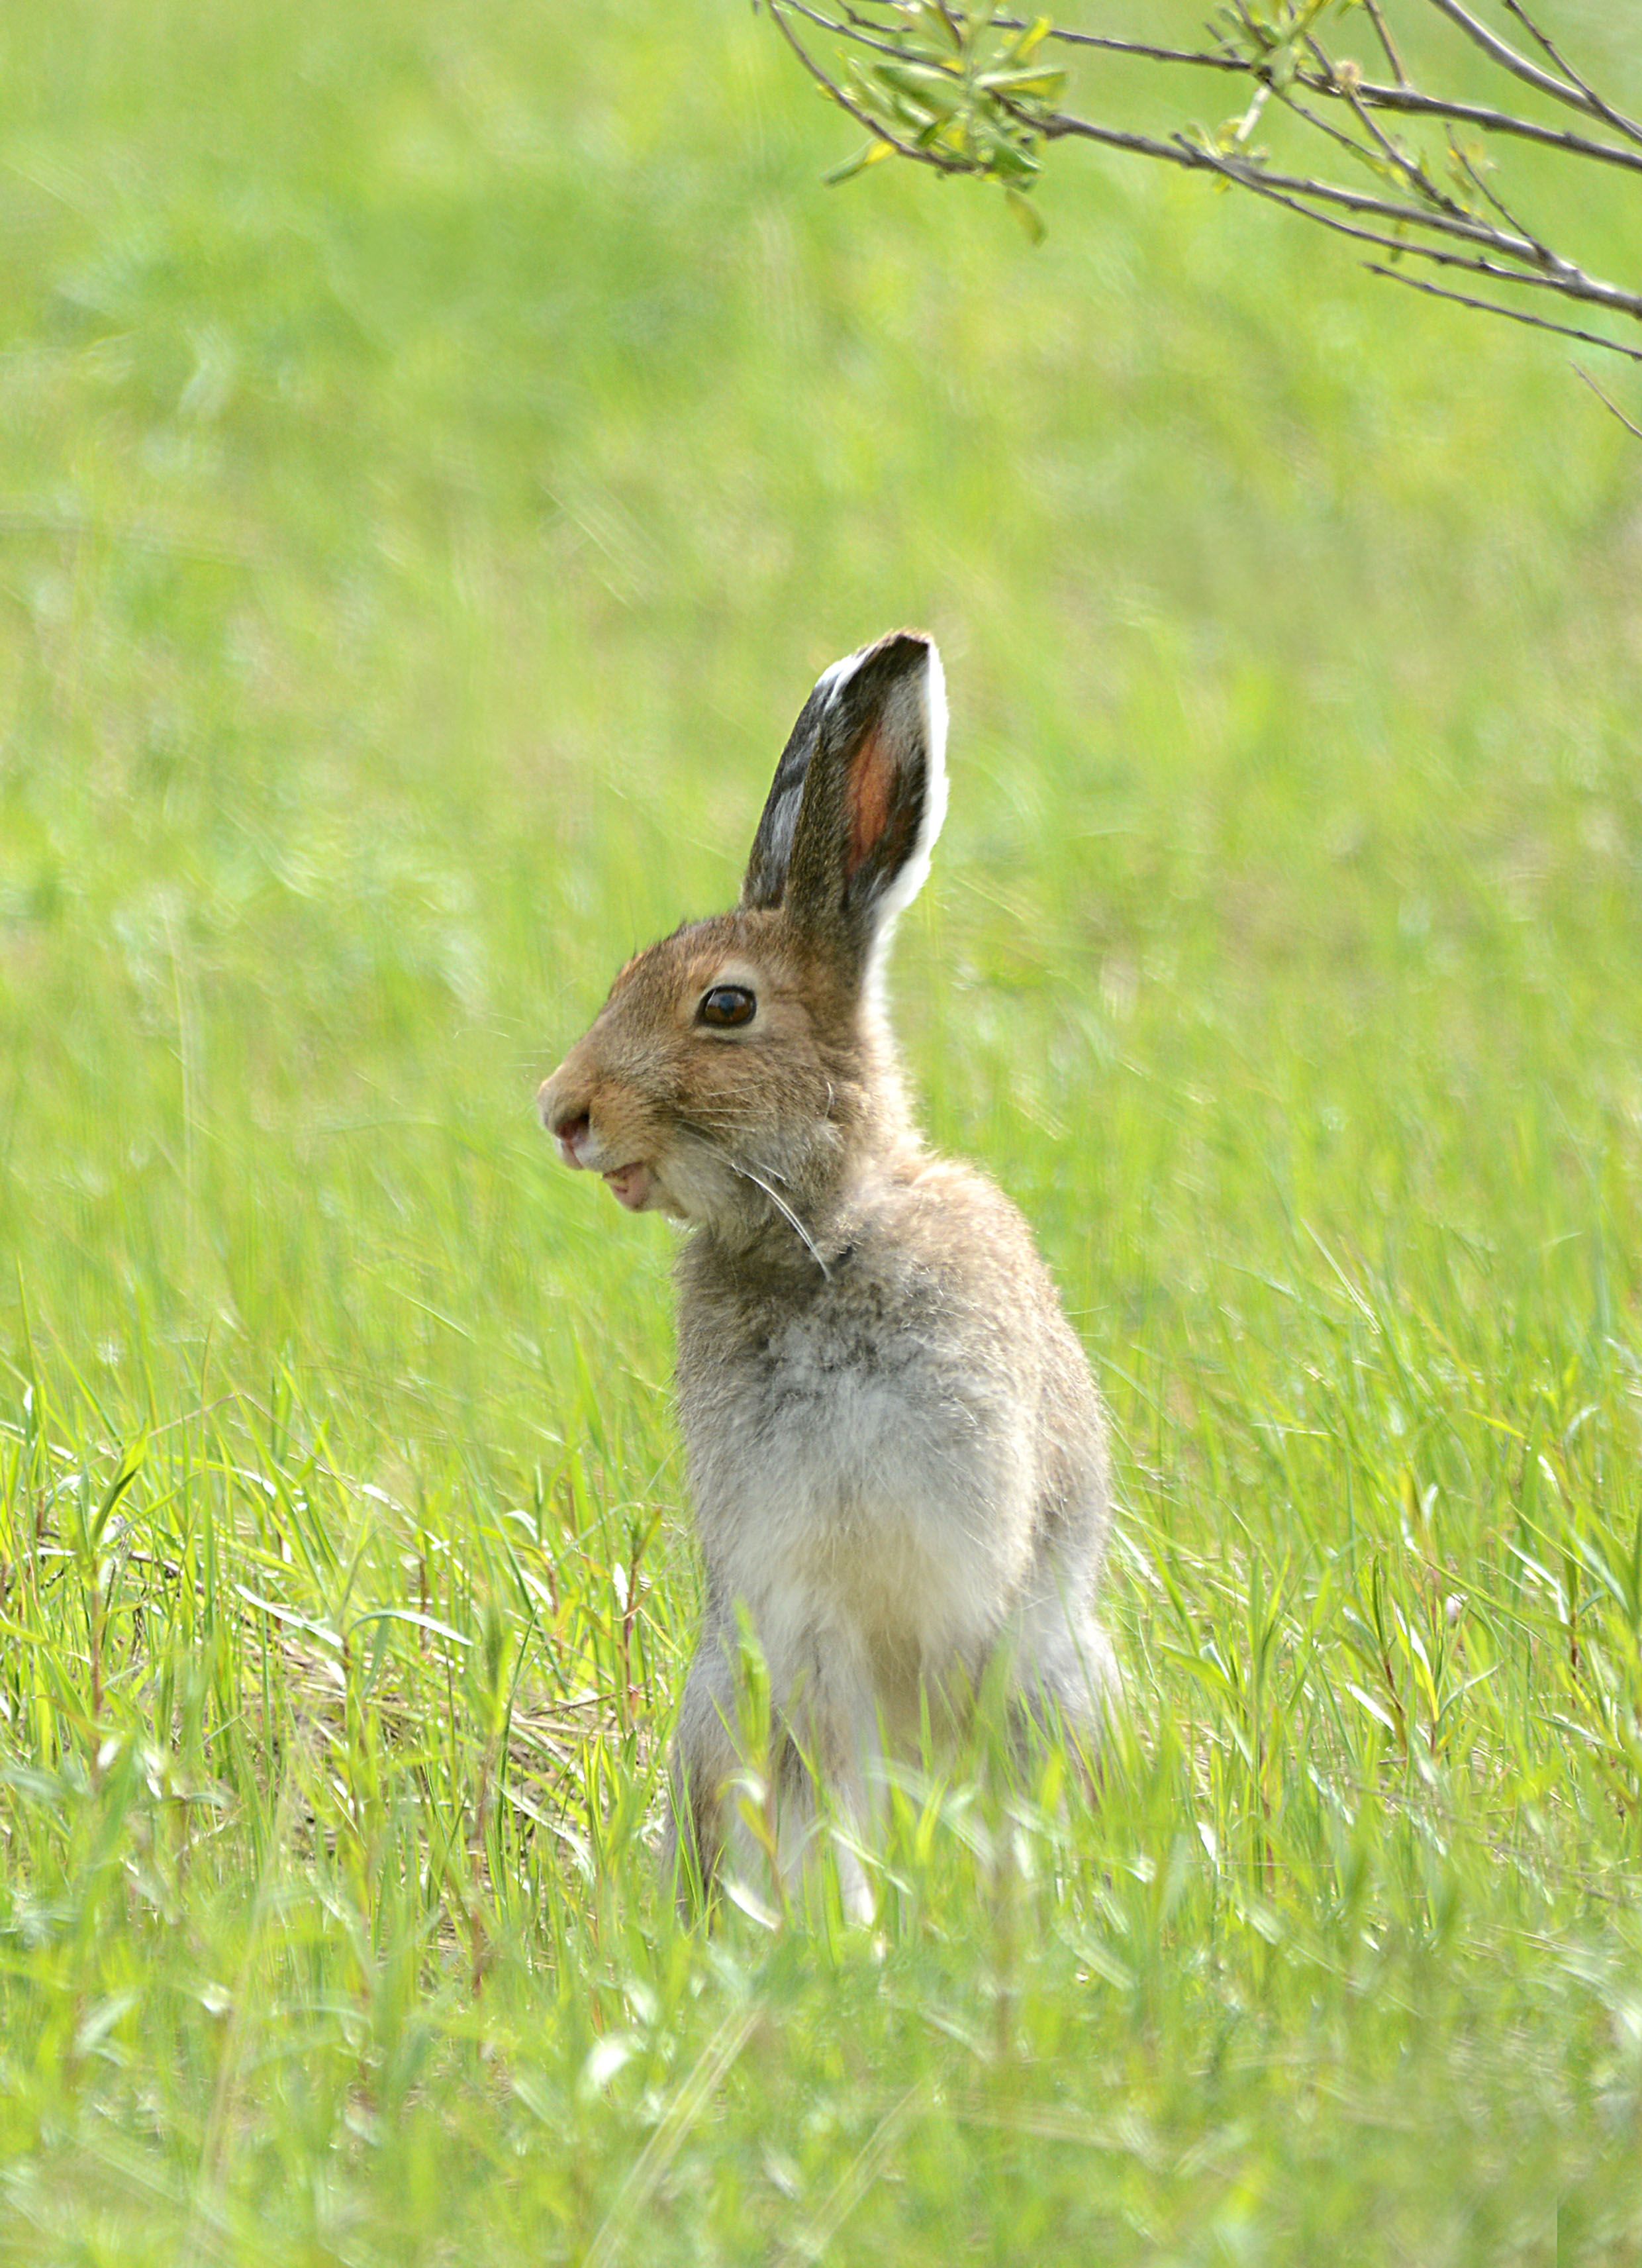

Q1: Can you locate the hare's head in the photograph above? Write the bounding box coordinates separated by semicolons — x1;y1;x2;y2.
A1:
538;631;947;1238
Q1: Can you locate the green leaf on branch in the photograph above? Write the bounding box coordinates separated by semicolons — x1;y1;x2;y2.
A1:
1005;186;1046;242
1004;17;1054;65
824;138;896;187
872;60;967;116
900;0;965;55
974;67;1067;101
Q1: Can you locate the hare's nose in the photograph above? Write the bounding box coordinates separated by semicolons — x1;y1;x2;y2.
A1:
546;1099;592;1167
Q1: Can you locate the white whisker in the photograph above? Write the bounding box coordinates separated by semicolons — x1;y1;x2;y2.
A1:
679;1118;830;1279
732;1162;832;1281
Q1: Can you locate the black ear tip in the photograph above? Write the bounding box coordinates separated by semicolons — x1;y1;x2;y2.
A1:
849;628;936;699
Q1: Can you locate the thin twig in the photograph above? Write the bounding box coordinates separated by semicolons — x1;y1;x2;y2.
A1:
1032;26;1642;180
1422;0;1606;123
1175;138;1642;321
1365;264;1642;363
1296;84;1642;179
1038;93;1641;322
1381;238;1616;313
1209;161;1625;321
1496;0;1642;150
1573;363;1642;440
1297;38;1471;222
1236;48;1642;178
1044;115;1549;264
1443;127;1553;264
990;21;1240;66
792;0;943;69
1363;0;1412;88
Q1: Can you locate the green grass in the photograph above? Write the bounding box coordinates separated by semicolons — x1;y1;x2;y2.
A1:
4;0;1642;2257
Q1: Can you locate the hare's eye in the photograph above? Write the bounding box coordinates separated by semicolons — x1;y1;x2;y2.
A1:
698;984;756;1030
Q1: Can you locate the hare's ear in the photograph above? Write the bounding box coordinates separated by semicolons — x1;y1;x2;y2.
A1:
740;663;842;913
741;631;947;977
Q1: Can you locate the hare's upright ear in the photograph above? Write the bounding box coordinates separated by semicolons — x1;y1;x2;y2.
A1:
741;631;947;979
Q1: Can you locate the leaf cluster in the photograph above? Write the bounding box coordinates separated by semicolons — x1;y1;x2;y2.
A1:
783;3;1068;235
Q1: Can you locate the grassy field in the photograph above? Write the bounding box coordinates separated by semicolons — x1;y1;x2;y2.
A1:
4;0;1642;2257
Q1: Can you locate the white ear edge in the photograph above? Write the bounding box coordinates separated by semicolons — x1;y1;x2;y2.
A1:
877;639;947;928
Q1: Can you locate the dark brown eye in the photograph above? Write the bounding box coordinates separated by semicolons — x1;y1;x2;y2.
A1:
698;984;756;1030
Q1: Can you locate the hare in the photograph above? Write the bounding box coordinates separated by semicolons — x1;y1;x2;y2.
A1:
539;631;1115;1915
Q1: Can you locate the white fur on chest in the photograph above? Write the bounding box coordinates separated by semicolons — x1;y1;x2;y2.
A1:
681;1297;1034;1706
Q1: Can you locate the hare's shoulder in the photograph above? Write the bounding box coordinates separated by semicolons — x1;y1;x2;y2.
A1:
872;1150;1051;1299
883;1152;1105;1436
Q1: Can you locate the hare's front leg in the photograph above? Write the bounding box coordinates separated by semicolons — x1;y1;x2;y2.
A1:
771;1639;879;1925
664;1631;740;1913
664;1614;879;1924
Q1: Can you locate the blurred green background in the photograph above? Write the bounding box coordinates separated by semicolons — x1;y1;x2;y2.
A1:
4;1;1642;2259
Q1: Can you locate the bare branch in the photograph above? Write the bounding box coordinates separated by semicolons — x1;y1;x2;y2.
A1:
1574;363;1642;439
1045;112;1626;289
766;1;1642;381
990;26;1242;70
1494;0;1642;148
1421;0;1608;120
1363;0;1414;89
1194;153;1642;331
1322;81;1642;181
1298;37;1471;221
1365;264;1642;362
1443;128;1552;263
970;13;1642;177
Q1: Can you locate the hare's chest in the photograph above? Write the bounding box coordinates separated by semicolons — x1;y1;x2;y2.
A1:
679;1297;1003;1673
689;1300;936;1504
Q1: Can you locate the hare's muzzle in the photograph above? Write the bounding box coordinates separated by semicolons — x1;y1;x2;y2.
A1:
538;1073;655;1210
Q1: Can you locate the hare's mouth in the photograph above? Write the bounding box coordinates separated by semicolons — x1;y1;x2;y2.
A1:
603;1162;652;1211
